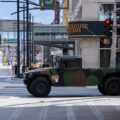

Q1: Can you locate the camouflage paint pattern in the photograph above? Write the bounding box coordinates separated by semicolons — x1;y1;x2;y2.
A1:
26;67;59;84
84;69;116;86
63;68;117;86
26;67;117;86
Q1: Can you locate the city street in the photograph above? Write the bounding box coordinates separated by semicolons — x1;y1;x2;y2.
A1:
0;0;120;120
0;77;120;120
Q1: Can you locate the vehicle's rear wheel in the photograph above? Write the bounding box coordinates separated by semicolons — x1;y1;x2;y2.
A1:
98;84;107;95
30;77;51;97
104;77;120;96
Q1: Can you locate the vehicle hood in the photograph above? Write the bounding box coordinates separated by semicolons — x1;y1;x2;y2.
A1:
25;67;58;74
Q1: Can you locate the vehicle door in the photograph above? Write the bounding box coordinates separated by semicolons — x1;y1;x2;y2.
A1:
61;59;84;86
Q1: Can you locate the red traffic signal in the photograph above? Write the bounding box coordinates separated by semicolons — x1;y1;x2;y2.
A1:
103;38;112;45
105;19;110;24
104;38;107;44
104;19;113;37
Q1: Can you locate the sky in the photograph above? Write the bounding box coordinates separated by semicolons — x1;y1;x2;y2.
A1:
0;0;62;24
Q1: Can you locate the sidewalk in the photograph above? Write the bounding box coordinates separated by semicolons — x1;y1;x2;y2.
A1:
0;64;24;78
0;76;25;88
0;64;12;69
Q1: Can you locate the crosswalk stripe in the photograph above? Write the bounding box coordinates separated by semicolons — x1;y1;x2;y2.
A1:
9;107;23;120
106;100;120;111
87;102;104;120
39;105;48;120
66;103;76;120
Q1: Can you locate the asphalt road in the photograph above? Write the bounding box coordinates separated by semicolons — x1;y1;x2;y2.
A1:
0;86;120;120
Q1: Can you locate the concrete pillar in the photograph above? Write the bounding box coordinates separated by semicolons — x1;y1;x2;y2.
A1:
73;0;100;68
82;38;100;68
75;39;81;56
82;0;99;21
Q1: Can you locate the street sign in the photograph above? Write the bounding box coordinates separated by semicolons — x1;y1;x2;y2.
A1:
10;39;17;43
67;21;106;38
40;0;57;10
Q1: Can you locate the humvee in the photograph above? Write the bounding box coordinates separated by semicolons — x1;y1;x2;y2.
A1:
24;56;120;97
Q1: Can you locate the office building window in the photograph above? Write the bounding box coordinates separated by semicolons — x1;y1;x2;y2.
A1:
100;50;111;68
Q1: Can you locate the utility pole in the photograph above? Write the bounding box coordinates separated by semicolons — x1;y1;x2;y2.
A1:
29;13;31;67
17;0;20;77
32;16;34;63
26;0;29;68
110;1;117;68
23;4;26;72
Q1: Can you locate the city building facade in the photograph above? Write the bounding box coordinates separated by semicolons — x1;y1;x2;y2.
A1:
32;24;69;64
0;19;24;65
63;0;120;68
0;19;40;65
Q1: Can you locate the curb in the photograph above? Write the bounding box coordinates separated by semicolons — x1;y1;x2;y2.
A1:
11;77;24;81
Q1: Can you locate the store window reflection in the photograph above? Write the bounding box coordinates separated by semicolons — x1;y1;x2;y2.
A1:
100;4;114;21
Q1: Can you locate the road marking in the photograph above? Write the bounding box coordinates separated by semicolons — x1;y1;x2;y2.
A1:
9;107;23;120
66;103;76;120
39;105;48;120
107;100;120;111
87;102;104;120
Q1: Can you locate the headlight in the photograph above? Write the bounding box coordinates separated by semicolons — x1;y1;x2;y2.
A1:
29;73;33;76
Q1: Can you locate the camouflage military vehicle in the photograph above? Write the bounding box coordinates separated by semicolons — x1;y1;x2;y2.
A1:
24;56;120;97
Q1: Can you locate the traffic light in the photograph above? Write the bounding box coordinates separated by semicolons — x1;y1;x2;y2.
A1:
104;19;112;37
103;38;111;45
104;19;112;45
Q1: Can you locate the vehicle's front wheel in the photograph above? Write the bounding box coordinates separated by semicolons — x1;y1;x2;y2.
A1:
30;77;51;97
26;84;33;94
98;84;107;95
104;77;120;96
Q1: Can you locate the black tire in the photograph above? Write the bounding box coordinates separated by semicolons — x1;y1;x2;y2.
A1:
30;77;51;97
104;77;120;96
26;84;33;94
98;84;107;95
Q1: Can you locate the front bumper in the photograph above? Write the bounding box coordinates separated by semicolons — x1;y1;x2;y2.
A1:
23;78;28;85
23;73;33;85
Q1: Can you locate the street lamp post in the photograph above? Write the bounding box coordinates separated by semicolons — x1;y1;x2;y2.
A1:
32;16;34;63
23;4;26;72
29;13;32;66
26;0;29;68
17;0;20;77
